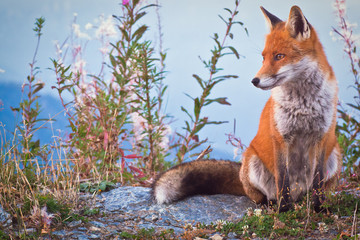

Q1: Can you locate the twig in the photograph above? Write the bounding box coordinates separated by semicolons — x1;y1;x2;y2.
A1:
351;202;358;237
195;145;212;160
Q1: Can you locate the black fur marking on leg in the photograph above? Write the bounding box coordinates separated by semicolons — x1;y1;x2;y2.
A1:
313;152;325;213
277;154;292;213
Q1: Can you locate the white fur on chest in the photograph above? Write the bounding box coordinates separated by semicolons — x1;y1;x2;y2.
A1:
271;58;337;139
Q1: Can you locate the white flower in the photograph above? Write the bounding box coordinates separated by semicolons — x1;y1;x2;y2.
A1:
110;79;120;92
242;224;249;234
41;206;54;227
85;23;93;30
254;208;262;217
318;222;328;233
130;112;147;142
79;82;88;90
158;124;172;149
72;23;91;40
95;15;117;39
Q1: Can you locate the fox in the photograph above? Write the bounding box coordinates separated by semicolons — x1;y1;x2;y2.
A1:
152;5;341;212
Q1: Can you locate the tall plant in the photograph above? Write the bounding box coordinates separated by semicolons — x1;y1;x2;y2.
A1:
333;0;360;182
10;17;49;169
128;41;171;173
176;0;247;163
51;0;171;181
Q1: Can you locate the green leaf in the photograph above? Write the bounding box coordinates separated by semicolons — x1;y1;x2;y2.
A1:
109;54;116;67
218;15;228;25
132;25;148;42
224;8;232;15
181;106;194;122
192;74;205;90
184;92;194;101
207;120;228;125
33;83;44;95
194;122;206;134
134;11;147;23
228;46;240;59
205;97;231;106
346;103;360;111
194;97;201;120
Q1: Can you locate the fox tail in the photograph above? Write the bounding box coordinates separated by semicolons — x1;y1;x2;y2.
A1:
151;159;245;204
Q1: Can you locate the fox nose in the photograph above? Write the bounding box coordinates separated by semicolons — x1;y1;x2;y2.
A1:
252;78;260;87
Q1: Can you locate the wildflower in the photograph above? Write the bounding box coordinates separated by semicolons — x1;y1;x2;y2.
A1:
72;23;91;40
318;222;328;233
158;124;172;150
122;0;130;5
95;15;117;39
254;208;262;217
184;223;193;230
41;206;54;228
242;225;249;235
73;58;87;77
215;220;226;231
130;111;147;142
246;207;253;217
85;23;93;30
110;77;120;92
79;82;88;90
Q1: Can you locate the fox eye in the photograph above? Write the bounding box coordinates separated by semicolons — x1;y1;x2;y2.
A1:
274;53;285;61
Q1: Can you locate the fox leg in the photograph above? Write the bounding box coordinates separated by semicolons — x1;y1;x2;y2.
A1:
240;152;276;205
312;159;325;213
313;145;341;212
274;152;292;212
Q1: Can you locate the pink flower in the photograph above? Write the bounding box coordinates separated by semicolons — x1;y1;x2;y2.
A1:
122;0;130;5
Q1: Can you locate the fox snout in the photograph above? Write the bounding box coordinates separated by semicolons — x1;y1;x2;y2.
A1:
252;77;260;87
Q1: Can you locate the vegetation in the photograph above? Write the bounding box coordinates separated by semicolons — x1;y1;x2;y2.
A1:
0;0;359;238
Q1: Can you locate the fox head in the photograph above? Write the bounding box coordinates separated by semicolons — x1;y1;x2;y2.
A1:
252;6;331;90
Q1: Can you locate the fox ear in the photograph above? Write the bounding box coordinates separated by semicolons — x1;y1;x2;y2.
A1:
286;6;311;40
260;6;282;30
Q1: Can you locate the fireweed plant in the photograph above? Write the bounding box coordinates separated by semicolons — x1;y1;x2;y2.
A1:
10;17;50;167
51;0;172;181
332;0;360;183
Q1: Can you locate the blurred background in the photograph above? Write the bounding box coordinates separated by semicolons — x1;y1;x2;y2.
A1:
0;0;359;160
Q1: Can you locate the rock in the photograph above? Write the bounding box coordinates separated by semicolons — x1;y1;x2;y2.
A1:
68;220;82;228
5;187;255;238
0;203;12;228
98;186;256;234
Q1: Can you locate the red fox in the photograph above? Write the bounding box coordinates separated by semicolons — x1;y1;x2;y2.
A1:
152;6;341;212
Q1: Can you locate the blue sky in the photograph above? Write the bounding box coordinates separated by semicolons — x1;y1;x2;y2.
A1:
1;0;359;160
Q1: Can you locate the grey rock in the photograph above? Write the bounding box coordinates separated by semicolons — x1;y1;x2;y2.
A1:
0;203;12;228
51;230;68;237
99;186;256;233
89;220;107;228
68;220;82;228
76;235;90;240
227;232;238;239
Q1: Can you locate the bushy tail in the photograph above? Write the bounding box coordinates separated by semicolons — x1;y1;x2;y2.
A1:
152;159;244;204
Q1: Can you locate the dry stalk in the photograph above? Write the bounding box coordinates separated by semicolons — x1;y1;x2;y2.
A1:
195;145;212;161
